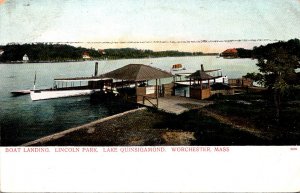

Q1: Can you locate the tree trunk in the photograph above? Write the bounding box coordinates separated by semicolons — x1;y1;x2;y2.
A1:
274;88;281;123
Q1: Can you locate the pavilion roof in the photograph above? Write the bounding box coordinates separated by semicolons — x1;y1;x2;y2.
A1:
187;70;214;80
99;64;173;81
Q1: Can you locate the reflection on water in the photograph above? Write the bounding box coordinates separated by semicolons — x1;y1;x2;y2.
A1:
1;95;136;145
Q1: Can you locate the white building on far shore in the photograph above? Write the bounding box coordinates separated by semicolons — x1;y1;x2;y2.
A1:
82;51;91;60
23;54;29;62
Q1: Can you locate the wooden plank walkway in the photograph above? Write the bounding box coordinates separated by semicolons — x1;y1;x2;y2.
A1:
138;96;213;114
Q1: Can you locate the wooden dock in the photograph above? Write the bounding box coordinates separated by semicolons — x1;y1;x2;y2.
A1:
137;96;213;115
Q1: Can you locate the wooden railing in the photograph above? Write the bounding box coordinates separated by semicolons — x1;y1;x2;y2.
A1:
121;93;158;109
142;95;158;108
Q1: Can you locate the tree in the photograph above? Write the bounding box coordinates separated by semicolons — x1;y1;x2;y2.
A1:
255;45;300;121
244;72;264;86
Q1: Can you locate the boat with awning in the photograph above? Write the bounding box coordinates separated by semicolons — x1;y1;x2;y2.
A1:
30;76;112;101
30;62;113;101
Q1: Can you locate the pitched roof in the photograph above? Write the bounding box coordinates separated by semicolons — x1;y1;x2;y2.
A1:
187;70;213;80
222;48;238;54
99;64;173;81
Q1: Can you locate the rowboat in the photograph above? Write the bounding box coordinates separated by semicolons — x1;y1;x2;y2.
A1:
11;90;31;96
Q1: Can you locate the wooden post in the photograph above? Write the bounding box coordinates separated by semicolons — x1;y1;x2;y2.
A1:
94;62;98;76
200;79;203;89
135;81;138;101
156;79;158;107
159;78;162;97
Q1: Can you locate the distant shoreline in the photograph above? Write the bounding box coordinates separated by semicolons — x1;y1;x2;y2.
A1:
0;54;219;64
0;60;86;64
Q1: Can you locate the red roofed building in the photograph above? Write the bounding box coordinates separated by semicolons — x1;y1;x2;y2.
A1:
221;48;238;58
82;51;91;60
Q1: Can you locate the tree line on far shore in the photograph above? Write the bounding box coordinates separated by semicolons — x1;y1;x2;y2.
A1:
0;43;215;63
228;39;300;58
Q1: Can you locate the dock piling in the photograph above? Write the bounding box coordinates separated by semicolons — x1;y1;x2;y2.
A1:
94;62;98;76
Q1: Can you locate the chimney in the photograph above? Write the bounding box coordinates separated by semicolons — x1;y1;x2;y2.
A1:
201;64;204;71
94;62;98;76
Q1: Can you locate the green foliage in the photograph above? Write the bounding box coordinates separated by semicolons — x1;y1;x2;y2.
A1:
244;72;264;86
236;48;253;58
244;39;300;88
253;39;300;59
256;45;300;89
249;39;300;120
0;43;214;62
0;43;99;62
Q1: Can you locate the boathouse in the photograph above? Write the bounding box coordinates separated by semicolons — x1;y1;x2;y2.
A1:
99;64;173;107
187;70;213;100
187;65;226;100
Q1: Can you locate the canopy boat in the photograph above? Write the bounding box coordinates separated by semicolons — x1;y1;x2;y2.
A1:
30;76;113;101
171;64;186;71
30;62;114;101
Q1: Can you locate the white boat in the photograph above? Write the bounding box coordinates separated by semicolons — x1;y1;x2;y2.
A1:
30;62;116;101
30;75;112;101
174;68;228;86
174;76;228;86
171;64;186;71
30;88;99;101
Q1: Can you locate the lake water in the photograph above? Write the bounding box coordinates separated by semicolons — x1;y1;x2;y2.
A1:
0;56;259;145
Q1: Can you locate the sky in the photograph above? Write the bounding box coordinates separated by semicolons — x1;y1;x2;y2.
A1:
0;0;300;52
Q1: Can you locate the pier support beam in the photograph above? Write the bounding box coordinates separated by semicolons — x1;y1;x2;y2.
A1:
94;62;98;76
156;79;158;107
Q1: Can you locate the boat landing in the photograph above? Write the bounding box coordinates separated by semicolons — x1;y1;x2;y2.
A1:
137;96;213;115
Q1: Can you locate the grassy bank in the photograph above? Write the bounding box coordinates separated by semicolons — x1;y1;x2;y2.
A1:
29;109;271;146
206;91;300;145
